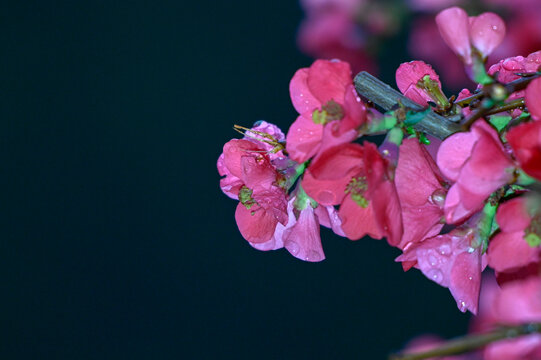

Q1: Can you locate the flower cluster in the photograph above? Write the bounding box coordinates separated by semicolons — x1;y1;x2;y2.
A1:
219;5;541;358
297;0;541;88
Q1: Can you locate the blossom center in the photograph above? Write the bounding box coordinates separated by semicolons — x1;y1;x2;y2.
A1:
345;176;369;208
239;186;257;210
525;214;541;247
312;99;344;124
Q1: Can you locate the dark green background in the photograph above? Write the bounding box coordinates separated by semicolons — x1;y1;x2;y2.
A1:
3;1;469;358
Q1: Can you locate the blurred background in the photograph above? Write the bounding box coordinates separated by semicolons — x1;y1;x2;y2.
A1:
5;0;520;358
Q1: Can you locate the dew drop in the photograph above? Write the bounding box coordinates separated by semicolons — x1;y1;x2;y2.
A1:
286;241;300;255
305;250;322;262
428;254;438;266
439;244;451;256
492;25;498;31
468;276;473;281
427;269;443;284
467;247;475;253
428;189;446;207
502;58;523;71
458;300;467;312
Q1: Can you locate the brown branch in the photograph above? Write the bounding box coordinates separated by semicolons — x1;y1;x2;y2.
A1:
455;72;541;107
354;72;461;140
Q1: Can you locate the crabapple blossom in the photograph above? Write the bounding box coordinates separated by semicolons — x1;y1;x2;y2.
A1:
287;59;367;163
473;275;541;360
487;196;541;279
435;7;505;65
436;120;515;224
219;5;541;356
396;60;447;107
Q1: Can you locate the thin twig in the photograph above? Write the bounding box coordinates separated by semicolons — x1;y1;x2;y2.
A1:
389;323;541;360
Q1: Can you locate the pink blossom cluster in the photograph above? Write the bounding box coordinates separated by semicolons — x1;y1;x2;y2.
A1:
298;0;541;87
219;5;541;357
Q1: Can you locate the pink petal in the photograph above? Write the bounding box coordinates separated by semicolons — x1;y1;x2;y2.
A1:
449;251;482;314
363;142;403;246
507;120;541;181
469;12;506;58
494;277;541;324
289;68;321;114
218;153;243;199
526;77;541;121
314;205;346;237
302;143;364;206
283;204;325;262
437;130;478;182
396;138;445;207
435;7;472;64
235;203;280;244
496;197;532;233
443;184;475;224
240;156;277;191
402;230;481;314
488;231;539;273
223;139;266;179
396;61;441;105
306;59;352;105
285;113;324;163
339;195;382;240
339;84;367;134
484;335;541;360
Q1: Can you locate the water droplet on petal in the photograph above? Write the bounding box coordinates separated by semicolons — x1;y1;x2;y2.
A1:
428;254;438;266
439;244;451;256
467;247;475;253
427;269;443;284
305;250;322;262
286;241;299;255
458;300;467;312
428;189;446;207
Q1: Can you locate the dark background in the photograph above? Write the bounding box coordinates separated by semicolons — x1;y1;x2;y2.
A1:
2;1;470;358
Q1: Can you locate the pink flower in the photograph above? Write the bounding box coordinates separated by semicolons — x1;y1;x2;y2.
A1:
396;228;482;314
286;59;367;163
437;120;515;224
526;77;541;121
487;196;541;279
435;7;505;65
395;61;444;106
218;138;288;244
487;51;541;118
395;138;447;250
472;276;541;360
234;186;288;244
507;120;541;182
488;51;541;85
302;142;403;245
